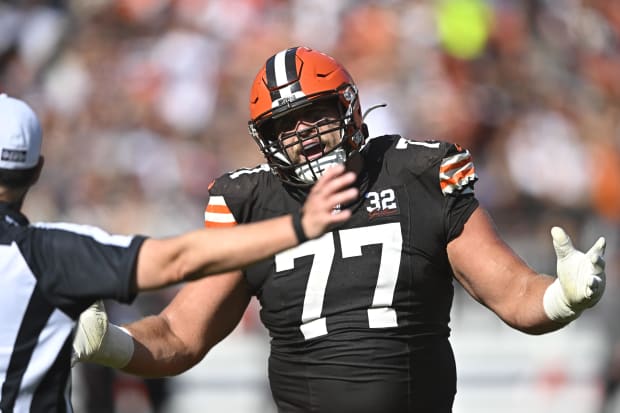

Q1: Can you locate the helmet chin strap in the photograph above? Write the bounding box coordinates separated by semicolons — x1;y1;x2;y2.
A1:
294;148;347;184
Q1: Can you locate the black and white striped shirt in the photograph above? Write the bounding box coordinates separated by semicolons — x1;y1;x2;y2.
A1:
0;203;146;413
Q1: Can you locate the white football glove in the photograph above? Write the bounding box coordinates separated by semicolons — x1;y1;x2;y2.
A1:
543;226;606;322
72;300;134;369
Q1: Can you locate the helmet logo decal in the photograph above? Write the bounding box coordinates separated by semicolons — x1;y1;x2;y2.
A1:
266;47;304;104
352;130;364;147
274;93;306;109
343;86;356;103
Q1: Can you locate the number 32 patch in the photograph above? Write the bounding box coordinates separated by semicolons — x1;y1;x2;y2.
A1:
366;189;399;219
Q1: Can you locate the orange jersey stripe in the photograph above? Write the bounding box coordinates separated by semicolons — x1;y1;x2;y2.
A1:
439;156;472;174
205;204;232;214
440;168;476;189
205;221;237;228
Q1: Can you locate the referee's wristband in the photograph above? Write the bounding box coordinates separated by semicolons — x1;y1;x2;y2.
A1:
291;210;309;243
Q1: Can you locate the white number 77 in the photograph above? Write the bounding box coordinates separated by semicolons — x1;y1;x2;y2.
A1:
275;222;403;340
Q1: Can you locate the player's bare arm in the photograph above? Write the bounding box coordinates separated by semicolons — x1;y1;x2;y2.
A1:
447;207;606;334
73;270;250;373
125;270;250;377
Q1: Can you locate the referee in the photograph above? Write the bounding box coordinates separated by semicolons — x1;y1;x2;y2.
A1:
0;95;358;413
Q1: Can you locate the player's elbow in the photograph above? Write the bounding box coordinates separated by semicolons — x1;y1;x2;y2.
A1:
503;320;553;335
156;342;210;377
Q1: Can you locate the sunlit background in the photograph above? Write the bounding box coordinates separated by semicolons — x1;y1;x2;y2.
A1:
1;0;619;412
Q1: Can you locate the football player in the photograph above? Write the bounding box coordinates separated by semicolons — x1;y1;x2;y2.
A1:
73;47;607;413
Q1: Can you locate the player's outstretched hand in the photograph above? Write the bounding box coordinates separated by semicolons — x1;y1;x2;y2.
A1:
543;226;606;322
301;164;358;239
72;300;134;368
72;300;109;366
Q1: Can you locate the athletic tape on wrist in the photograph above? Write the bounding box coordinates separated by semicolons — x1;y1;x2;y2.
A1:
95;323;135;369
543;279;580;323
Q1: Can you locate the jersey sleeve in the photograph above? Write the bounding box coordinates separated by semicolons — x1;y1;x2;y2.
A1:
439;143;479;242
204;191;237;228
23;223;147;319
204;169;262;228
387;137;480;243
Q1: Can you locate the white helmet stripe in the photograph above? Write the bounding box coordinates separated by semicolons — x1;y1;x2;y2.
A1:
273;50;290;89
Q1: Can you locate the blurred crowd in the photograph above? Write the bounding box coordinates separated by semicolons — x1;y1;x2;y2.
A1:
1;0;619;412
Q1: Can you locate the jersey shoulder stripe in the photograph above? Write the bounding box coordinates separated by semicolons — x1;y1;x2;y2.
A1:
439;145;477;195
204;165;275;227
204;195;236;228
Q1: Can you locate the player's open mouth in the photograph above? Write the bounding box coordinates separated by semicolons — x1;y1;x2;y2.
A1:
302;139;324;161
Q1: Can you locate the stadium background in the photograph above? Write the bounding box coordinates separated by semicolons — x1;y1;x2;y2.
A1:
1;0;619;412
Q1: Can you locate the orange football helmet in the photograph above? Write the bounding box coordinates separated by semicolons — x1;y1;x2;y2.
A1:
248;46;367;186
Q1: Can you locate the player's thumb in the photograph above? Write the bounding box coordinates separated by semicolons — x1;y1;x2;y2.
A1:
587;237;606;274
551;226;574;260
586;236;606;259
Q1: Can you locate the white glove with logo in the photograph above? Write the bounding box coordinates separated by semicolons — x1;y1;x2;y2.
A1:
543;226;606;322
72;300;134;369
